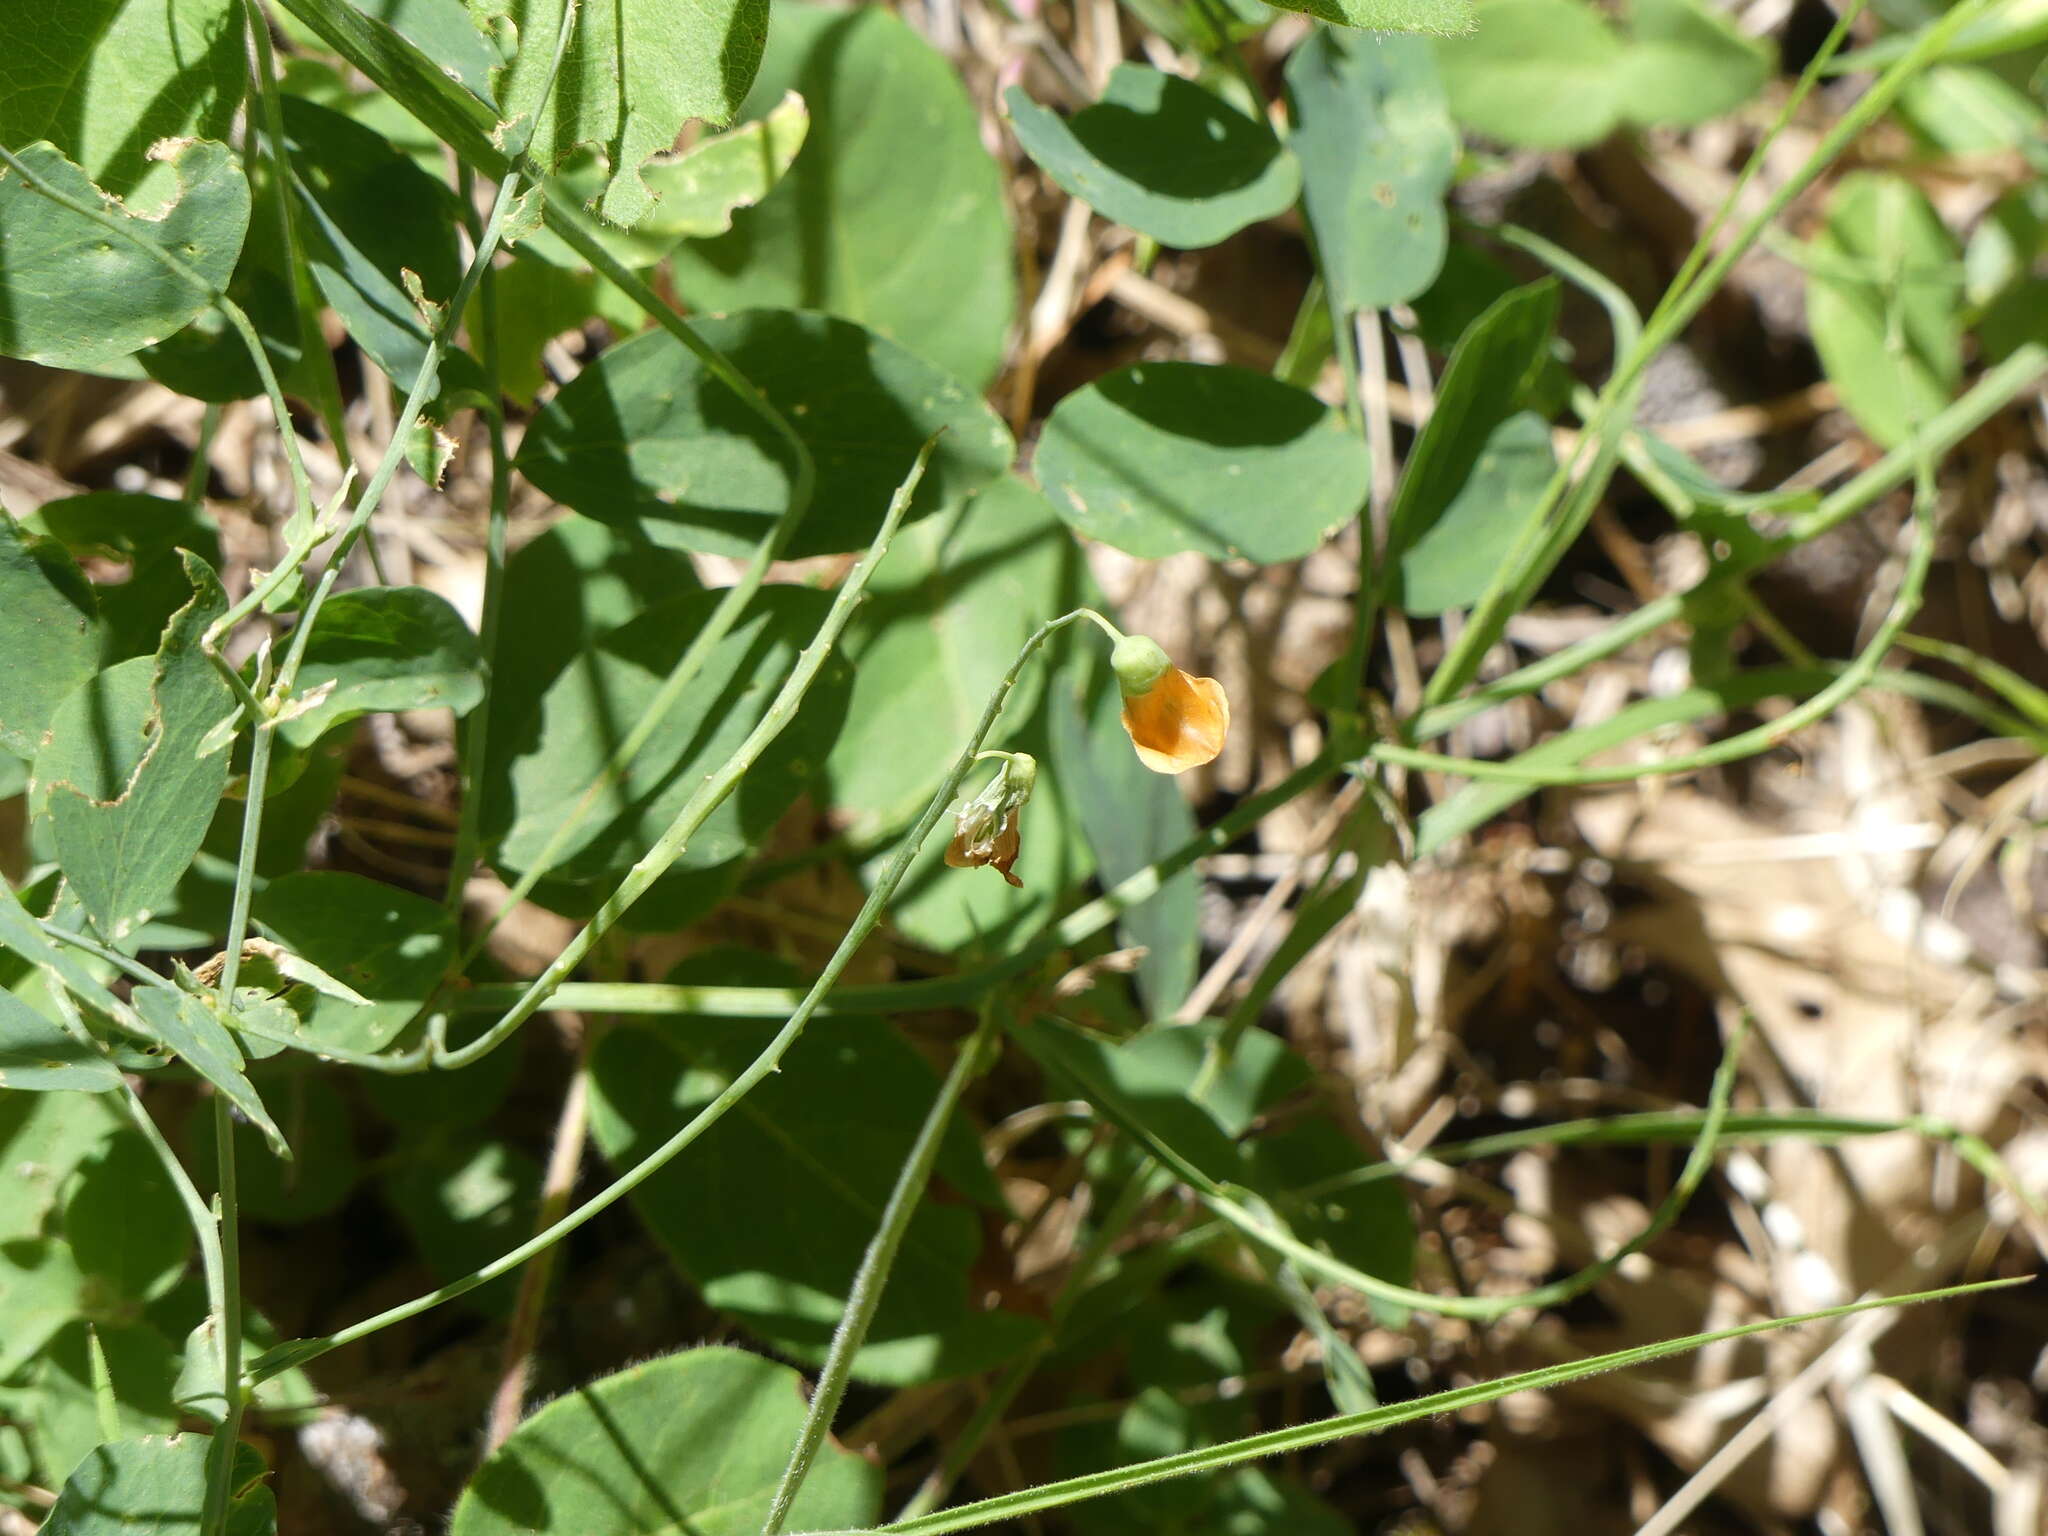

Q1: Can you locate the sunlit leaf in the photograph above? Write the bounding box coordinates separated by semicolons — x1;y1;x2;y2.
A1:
1036;362;1368;562
0;0;242;205
1807;172;1962;448
0;140;248;372
1006;66;1300;249
451;1347;879;1535
517;308;1011;560
32;555;237;940
668;2;1014;388
477;0;768;228
1286;29;1456;314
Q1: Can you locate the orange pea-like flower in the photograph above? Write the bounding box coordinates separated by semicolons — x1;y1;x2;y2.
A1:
945;752;1036;886
1113;635;1228;775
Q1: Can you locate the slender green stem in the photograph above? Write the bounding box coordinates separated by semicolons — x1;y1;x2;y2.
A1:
763;1004;1006;1533
899;1019;1756;1527
1190;0;1264;113
275;165;525;639
1211;1014;1749;1321
457;498;809;958
542;185;816;474
1421;0;1988;710
1380;407;1943;788
1423;228;1643;709
445;184;511;907
1399;342;2045;748
200;649;286;1534
198;1098;246;1533
255;591;1104;1380
895;1159;1170;1522
184;404;222;509
203;0;574;682
240;0;353;469
902;1006;1752;1522
444;750;1343;1024
438;439;931;1069
830;1279;2019;1536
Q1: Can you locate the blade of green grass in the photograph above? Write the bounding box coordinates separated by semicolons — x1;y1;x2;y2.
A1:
793;1277;2025;1535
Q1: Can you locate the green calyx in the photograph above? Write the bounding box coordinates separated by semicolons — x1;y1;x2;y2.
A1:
1111;635;1171;697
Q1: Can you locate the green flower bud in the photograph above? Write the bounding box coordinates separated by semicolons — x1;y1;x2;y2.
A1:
1111;635;1171;698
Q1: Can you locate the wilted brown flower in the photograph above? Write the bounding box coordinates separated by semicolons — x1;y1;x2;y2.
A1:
945;752;1037;886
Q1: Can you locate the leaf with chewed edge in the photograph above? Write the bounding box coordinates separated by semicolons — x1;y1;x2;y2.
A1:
33;554;237;940
0;140;249;372
476;0;769;228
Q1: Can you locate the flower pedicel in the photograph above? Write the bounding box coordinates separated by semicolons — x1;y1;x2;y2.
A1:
946;625;1226;885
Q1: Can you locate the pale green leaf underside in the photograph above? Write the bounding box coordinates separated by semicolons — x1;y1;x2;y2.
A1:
1285;29;1456;314
1437;0;1771;148
478;0;770;227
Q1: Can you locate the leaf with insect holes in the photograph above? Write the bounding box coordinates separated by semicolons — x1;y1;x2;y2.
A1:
522;94;812;269
247;873;457;1056
274;586;484;749
0;140;248;372
1286;28;1456;315
279;95;478;400
22;492;223;665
